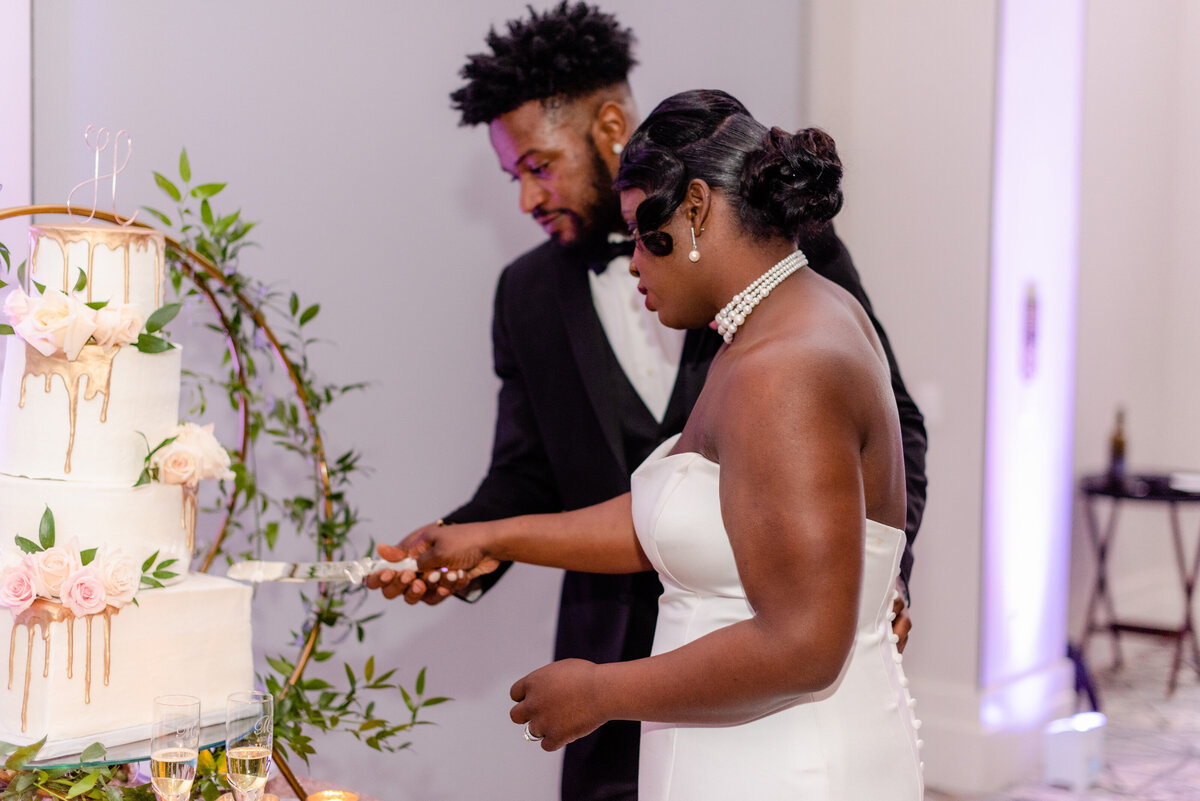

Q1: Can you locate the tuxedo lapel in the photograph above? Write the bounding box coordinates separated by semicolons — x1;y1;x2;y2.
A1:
556;252;630;475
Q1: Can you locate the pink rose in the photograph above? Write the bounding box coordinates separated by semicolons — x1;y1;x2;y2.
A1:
13;288;98;360
60;566;108;617
0;563;37;615
97;549;141;607
29;540;83;599
3;288;32;327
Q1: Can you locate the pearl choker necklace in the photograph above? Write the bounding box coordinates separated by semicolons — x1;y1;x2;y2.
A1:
713;250;808;343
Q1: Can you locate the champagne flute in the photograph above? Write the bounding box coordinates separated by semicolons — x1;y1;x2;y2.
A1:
225;690;273;801
150;695;200;801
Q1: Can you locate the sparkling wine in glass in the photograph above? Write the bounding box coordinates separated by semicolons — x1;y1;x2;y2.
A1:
150;694;200;801
225;690;273;801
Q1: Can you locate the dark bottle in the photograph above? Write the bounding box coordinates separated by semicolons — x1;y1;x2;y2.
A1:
1108;407;1126;481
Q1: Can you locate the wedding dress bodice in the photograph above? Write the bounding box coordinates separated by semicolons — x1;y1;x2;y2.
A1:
629;435;924;801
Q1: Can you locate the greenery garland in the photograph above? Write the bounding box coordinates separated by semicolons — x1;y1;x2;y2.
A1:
0;150;445;799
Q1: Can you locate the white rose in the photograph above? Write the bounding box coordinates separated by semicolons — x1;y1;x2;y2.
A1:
29;539;83;599
114;304;145;346
175;423;235;481
96;548;141;607
91;306;124;348
152;441;200;486
3;288;32;327
13;288;98;360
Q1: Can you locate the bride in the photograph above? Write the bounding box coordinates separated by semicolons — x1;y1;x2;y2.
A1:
371;89;923;800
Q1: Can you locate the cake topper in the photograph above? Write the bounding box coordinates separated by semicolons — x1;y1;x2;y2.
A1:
66;125;139;226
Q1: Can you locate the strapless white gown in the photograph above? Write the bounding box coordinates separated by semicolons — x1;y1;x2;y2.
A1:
630;435;924;800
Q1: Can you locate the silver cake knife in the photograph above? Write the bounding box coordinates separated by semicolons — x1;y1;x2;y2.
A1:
226;556;418;584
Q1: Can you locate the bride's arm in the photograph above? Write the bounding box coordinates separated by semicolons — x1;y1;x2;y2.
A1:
402;492;652;575
513;342;887;748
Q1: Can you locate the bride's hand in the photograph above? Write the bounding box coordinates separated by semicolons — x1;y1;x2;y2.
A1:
403;520;502;579
509;659;606;751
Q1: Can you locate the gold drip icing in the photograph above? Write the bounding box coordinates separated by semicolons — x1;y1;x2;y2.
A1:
19;342;119;473
8;599;71;732
27;224;165;306
5;601;120;729
182;484;199;557
66;617;74;678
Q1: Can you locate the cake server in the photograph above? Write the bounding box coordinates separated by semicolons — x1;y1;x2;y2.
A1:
226;556;419;584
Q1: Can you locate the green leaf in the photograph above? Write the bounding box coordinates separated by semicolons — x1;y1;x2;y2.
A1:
0;240;9;271
0;277;8;290
298;304;320;326
14;536;41;554
145;302;182;333
80;547;98;565
31;278;44;293
65;768;99;797
154;171;182;202
365;656;375;682
415;666;426;696
17;259;27;286
136;333;173;353
141;576;165;589
289;292;299;316
2;735;45;770
39;506;55;549
180;148;192;183
0;324;12;335
73;267;88;293
85;300;109;310
190;182;226;200
142;205;173;228
134;467;153;487
142;550;160;572
80;741;107;762
264;521;279;549
201;198;214;226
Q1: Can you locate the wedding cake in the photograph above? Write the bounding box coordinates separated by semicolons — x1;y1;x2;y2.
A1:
0;221;254;758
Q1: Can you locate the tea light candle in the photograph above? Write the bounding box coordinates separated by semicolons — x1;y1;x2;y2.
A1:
306;792;359;801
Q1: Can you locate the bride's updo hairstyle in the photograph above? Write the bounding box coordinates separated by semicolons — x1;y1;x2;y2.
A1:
615;89;843;256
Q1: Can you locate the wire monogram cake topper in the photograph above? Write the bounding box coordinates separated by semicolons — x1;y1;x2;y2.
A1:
67;125;138;225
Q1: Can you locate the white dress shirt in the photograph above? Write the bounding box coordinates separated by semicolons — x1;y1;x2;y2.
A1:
587;254;685;422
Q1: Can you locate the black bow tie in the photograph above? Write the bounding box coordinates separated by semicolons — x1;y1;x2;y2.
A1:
587;238;636;274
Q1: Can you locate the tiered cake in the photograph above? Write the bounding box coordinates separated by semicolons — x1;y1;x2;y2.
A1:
0;222;254;758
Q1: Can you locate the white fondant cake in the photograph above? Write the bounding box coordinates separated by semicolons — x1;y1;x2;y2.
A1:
0;221;253;757
0;574;253;758
0;476;188;584
28;224;166;313
0;337;182;483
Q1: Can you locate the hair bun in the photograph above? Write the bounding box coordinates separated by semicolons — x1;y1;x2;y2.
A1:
740;127;844;236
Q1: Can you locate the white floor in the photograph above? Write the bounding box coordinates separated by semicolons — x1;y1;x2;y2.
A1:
928;636;1200;800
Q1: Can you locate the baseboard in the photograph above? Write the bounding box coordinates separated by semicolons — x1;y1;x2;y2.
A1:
911;656;1075;794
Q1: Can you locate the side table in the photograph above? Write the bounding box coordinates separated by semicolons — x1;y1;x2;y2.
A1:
1079;472;1200;694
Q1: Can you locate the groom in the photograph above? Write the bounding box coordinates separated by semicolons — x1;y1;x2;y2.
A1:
368;4;928;800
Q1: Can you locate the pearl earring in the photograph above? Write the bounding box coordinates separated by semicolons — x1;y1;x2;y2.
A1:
612;142;624;155
688;225;701;262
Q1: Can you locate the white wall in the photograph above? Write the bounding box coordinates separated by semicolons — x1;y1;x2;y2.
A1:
18;0;1200;796
1068;1;1200;638
0;0;31;248
23;2;807;799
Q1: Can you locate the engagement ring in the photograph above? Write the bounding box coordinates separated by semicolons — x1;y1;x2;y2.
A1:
523;722;544;743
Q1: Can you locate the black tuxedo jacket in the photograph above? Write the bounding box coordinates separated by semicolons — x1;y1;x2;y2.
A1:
445;225;927;801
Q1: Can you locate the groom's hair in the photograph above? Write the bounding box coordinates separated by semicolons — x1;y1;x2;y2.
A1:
451;1;637;126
